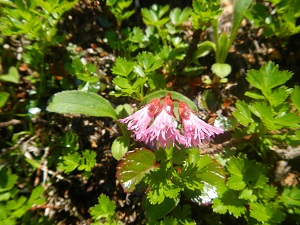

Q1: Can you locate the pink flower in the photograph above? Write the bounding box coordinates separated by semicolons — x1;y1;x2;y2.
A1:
178;102;224;147
118;99;160;140
142;93;186;148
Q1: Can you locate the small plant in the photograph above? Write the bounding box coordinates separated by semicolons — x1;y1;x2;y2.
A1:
192;0;252;84
232;61;300;160
246;0;300;41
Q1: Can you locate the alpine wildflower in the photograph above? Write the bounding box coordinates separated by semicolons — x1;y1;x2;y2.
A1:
178;102;224;147
143;93;186;148
118;99;160;141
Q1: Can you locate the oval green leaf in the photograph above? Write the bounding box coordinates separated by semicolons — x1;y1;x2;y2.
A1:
47;90;117;120
211;63;232;79
111;136;130;160
116;148;157;192
141;90;197;112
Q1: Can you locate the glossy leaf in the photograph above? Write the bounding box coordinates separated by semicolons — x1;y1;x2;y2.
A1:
0;92;9;108
47;90;117;120
116;149;157;192
142;196;179;221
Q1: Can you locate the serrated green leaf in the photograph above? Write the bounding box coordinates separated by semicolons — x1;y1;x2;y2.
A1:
246;62;293;92
57;152;80;173
266;86;291;107
291;85;300;111
111;58;135;77
227;157;245;177
227;176;246;190
282;186;300;207
78;150;96;171
47;90;117;120
232;100;253;126
90;194;116;220
113;76;132;89
249;202;285;223
170;7;192;26
275;113;300;128
212;188;246;218
116;149;157;192
239;188;256;201
136;52;163;72
249;101;279;130
141;5;170;26
132;77;147;89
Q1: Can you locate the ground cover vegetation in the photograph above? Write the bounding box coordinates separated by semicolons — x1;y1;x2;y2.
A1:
0;0;300;224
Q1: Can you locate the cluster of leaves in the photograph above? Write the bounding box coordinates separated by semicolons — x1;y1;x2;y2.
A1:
233;61;300;159
246;0;300;40
0;0;78;67
0;168;46;224
213;155;300;224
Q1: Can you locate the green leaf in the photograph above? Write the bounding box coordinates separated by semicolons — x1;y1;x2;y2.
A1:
57;152;80;173
275;113;300;128
111;58;135;77
230;0;252;43
170;7;192;26
113;77;132;89
141;90;197;112
78;150;97;171
116;149;157;192
111;136;130;160
291;85;300;111
281;186;300;207
141;4;170;26
136;52;163;73
211;63;232;79
246;62;293;91
232;100;253;126
90;194;116;220
249;202;285;223
0;168;18;192
226;157;245;177
266;86;291;107
0;67;19;83
212;188;246;218
193;41;216;59
245;90;265;100
27;185;45;206
227;176;246;190
142;197;179;221
47;90;117;120
249;101;279;130
0;92;9;108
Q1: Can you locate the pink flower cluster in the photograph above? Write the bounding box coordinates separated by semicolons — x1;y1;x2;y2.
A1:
119;93;223;149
